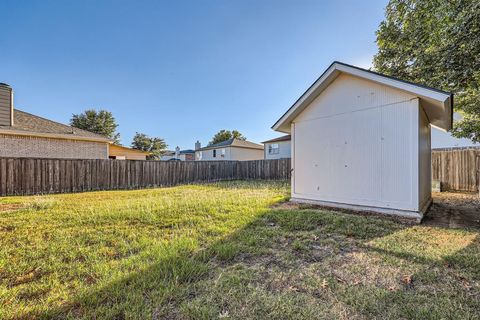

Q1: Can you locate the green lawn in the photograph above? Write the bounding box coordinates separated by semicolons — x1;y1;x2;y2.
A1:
0;181;479;319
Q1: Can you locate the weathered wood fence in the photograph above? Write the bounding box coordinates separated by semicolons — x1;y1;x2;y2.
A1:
432;148;480;192
0;158;291;196
2;148;478;196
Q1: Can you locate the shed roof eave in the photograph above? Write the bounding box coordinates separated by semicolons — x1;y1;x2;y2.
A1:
272;61;453;132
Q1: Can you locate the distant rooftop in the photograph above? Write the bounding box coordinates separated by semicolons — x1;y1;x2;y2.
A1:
163;149;196;156
198;138;263;151
262;135;291;144
0;109;111;142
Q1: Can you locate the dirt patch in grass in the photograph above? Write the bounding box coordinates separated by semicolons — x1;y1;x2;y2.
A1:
0;203;25;212
424;192;480;229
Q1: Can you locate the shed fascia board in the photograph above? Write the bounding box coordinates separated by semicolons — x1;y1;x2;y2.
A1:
272;61;453;133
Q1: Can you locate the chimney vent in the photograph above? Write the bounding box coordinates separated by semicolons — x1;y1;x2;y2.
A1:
0;83;13;126
175;146;180;159
195;140;201;150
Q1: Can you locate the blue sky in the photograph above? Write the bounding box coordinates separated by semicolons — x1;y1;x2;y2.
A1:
0;0;474;149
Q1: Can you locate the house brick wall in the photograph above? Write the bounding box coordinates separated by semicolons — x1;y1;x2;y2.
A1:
0;134;109;159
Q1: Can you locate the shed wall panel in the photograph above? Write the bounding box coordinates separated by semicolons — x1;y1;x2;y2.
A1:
291;75;420;212
294;73;416;123
418;105;432;208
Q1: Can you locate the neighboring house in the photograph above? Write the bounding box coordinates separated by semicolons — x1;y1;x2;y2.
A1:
0;83;112;159
195;138;264;161
109;144;150;160
179;150;195;161
160;150;176;161
160;147;195;161
262;135;291;159
272;61;453;221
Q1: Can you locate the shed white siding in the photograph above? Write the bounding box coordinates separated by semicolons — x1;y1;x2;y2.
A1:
291;74;425;216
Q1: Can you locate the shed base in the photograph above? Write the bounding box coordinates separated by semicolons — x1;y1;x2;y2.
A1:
290;197;430;223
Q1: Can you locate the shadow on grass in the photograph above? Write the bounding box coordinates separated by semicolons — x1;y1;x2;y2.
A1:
21;202;480;319
344;233;480;319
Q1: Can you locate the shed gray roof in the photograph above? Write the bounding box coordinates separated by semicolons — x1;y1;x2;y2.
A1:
0;109;111;142
198;138;264;151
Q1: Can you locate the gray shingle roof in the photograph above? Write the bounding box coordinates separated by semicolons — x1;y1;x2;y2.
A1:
262;135;291;144
0;109;111;142
198;138;263;151
163;149;195;155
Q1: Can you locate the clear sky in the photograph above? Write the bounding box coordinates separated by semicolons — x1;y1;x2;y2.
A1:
0;0;474;149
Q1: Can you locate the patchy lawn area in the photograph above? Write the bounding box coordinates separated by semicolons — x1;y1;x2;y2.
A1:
0;181;479;319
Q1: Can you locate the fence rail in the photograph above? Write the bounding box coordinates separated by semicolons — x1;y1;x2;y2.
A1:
432;148;480;192
0;158;291;196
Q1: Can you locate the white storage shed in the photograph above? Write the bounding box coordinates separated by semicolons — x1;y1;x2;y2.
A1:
273;62;453;220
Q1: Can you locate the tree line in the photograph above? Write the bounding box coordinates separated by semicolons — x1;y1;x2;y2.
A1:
69;109;246;160
374;0;479;143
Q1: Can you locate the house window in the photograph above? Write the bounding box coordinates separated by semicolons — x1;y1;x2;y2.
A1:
268;143;279;154
213;149;216;157
221;148;226;157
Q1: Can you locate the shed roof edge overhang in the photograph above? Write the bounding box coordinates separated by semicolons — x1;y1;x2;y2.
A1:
272;61;453;133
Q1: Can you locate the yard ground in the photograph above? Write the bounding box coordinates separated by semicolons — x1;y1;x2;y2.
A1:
0;181;479;319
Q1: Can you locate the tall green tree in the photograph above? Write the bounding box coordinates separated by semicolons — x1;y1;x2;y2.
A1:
374;0;480;142
70;109;121;144
209;129;246;145
131;132;167;160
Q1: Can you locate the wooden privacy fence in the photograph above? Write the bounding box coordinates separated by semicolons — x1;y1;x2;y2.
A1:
0;158;291;196
432;148;480;192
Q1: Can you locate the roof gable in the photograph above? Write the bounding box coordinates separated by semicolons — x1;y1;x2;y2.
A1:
293;73;417;123
272;61;453;133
